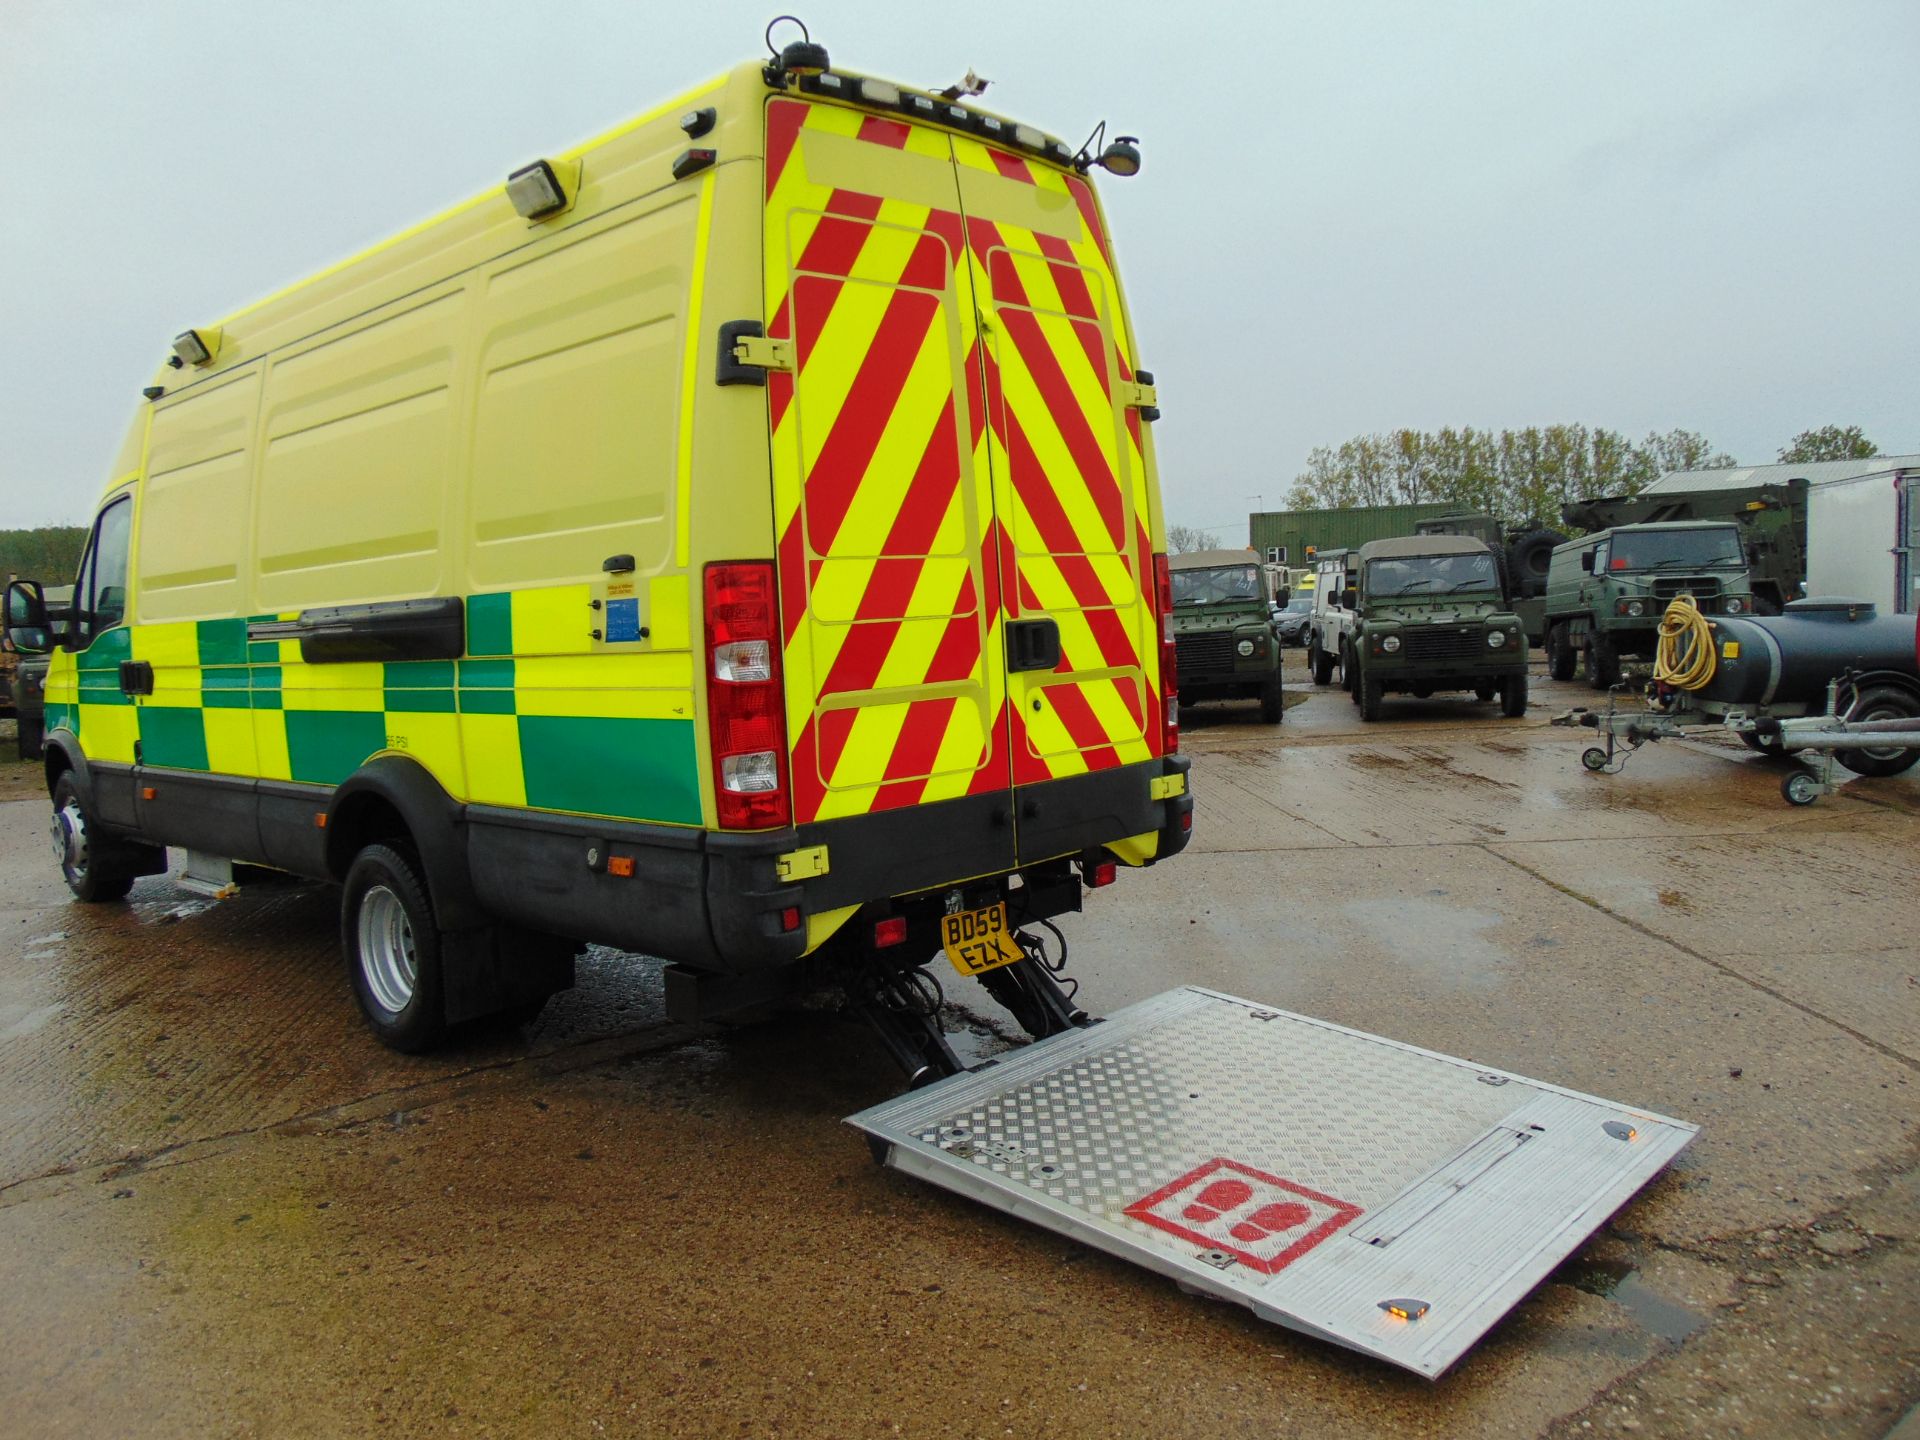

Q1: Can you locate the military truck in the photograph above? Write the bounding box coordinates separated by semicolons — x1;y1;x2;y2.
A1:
1169;549;1284;722
1542;522;1756;688
4;584;65;759
1344;536;1529;721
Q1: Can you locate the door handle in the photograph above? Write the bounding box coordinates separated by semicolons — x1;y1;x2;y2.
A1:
1005;618;1061;674
119;660;154;696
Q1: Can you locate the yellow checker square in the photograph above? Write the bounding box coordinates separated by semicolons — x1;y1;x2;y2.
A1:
382;712;466;793
202;708;259;775
460;713;526;808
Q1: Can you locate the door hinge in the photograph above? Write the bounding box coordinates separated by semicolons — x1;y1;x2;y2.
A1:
1120;369;1160;421
716;319;793;385
775;844;830;881
1149;772;1186;801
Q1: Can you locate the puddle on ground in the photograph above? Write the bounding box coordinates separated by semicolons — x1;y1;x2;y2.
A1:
1556;1256;1706;1343
1340;897;1508;990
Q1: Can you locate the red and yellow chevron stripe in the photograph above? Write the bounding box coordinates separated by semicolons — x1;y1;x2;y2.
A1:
763;96;1159;831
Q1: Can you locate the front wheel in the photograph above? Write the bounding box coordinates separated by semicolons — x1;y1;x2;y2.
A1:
1501;673;1528;718
1359;669;1385;722
1781;771;1821;806
1260;674;1285;724
50;772;136;903
1581;746;1610;772
342;842;448;1053
1585;630;1619;690
1547;624;1577;682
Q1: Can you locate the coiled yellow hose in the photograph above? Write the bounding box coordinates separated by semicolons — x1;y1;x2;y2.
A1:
1653;595;1718;690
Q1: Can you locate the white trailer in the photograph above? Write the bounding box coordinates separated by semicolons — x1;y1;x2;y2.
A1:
1644;455;1920;614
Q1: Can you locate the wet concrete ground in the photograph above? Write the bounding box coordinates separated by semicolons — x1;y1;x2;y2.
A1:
0;669;1914;1438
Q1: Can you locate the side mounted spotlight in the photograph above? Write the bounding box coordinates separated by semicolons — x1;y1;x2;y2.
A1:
505;158;581;221
171;327;222;368
1096;136;1142;177
764;16;829;84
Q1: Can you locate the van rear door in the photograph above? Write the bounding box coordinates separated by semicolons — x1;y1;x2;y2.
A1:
762;98;1161;877
947;134;1159;863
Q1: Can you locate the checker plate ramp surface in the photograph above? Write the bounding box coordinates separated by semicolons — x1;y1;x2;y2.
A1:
847;987;1697;1378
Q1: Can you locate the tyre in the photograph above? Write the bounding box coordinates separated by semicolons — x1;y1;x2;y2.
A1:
17;716;45;762
1581;746;1609;772
1738;731;1785;757
1547;624;1576;682
1505;530;1561;599
1310;640;1334;686
1359;669;1384;722
342;841;448;1053
1832;685;1920;778
1259;674;1284;724
1342;643;1356;695
49;772;136;903
1501;673;1528;718
1474;684;1496;703
1781;771;1821;806
1584;629;1618;690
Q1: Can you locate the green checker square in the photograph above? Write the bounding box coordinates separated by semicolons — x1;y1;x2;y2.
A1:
518;715;700;825
196;619;250;667
284;710;388;786
458;659;514;688
76;628;131;671
252;690;284;711
385;688;458;714
384;660;456;690
458;689;515;715
466;593;512;657
141;706;210;771
203;690;252;710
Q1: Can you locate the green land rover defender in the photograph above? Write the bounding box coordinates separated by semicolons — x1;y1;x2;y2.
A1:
1346;536;1529;721
1169;550;1284;724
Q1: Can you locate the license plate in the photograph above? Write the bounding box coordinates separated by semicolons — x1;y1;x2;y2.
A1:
940;903;1026;977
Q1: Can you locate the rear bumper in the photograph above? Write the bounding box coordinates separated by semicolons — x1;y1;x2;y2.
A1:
467;754;1193;976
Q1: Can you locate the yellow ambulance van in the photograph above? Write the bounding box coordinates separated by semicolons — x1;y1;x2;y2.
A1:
6;26;1189;1078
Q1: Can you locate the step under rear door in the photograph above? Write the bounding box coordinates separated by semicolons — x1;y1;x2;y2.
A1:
847;986;1697;1379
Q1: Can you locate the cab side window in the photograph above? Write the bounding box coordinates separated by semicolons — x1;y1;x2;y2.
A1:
1590;542;1609;575
70;496;133;648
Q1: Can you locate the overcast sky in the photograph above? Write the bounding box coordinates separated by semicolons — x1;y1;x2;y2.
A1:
3;0;1914;539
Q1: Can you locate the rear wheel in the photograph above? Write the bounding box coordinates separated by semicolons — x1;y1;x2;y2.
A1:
1259;673;1284;724
1833;686;1920;777
49;772;136;903
1310;640;1334;686
342;842;448;1053
1547;624;1577;682
1501;673;1528;718
1474;684;1497;703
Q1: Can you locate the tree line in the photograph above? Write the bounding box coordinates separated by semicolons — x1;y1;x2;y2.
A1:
0;527;87;584
1279;423;1882;529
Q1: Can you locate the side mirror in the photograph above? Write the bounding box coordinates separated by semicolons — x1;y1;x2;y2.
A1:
3;579;53;654
1579;552;1595;573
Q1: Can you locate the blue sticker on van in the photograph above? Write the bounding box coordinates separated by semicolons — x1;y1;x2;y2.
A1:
605;597;642;643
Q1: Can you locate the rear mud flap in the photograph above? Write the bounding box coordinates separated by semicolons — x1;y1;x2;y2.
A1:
847;987;1696;1378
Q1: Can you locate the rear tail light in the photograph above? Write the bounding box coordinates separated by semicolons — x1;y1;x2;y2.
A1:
873;916;908;948
704;561;790;829
1152;551;1178;754
1086;860;1117;888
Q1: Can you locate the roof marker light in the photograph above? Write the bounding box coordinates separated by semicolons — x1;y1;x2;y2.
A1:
170;327;222;368
813;71;848;94
1012;123;1047;151
909;94;938;115
858;78;900;107
680;107;717;138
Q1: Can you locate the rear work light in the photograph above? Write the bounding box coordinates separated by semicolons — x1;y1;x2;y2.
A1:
704;561;791;829
1153;552;1179;754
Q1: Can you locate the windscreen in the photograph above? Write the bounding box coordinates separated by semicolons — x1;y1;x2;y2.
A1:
1172;565;1263;604
1611;529;1744;570
1284;597;1313;614
1365;553;1497;596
